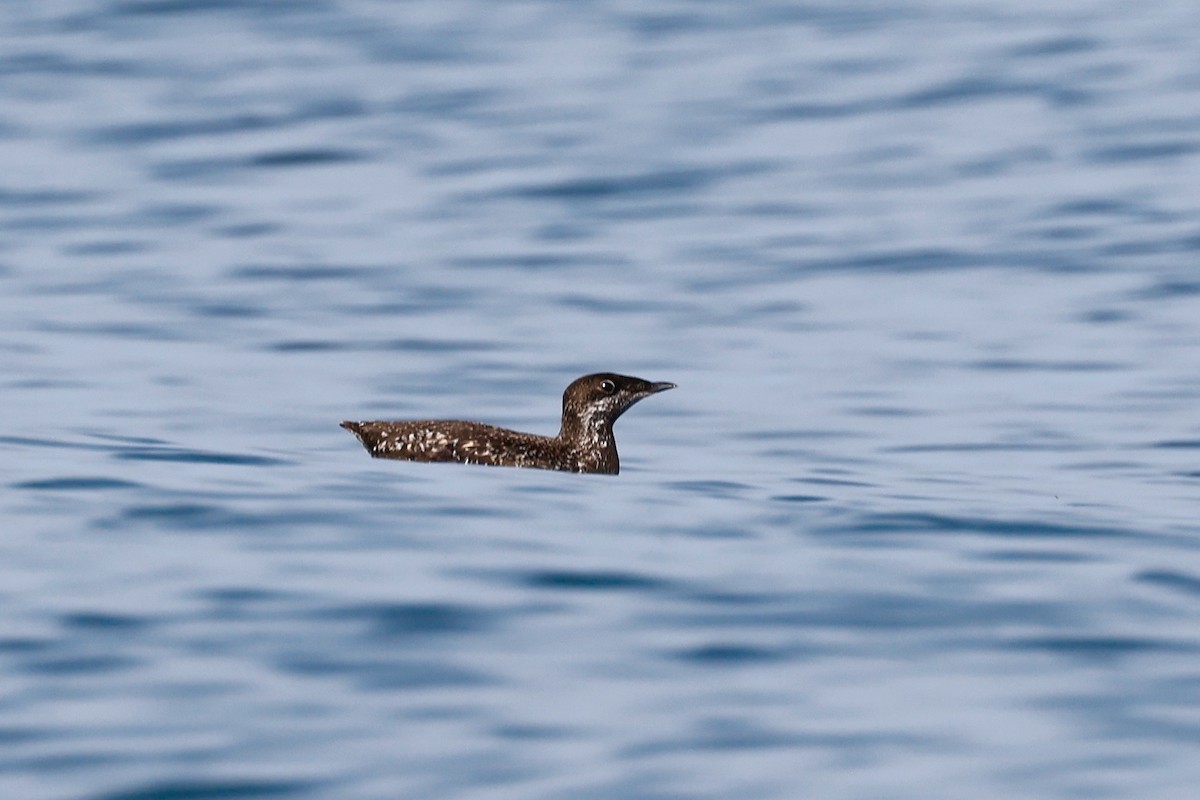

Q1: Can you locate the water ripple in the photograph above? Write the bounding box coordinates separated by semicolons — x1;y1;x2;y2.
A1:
22;654;141;676
671;642;786;666
824;513;1133;539
113;447;289;466
1134;570;1200;597
92;779;314;800
519;569;674;593
317;601;496;638
1010;636;1194;662
277;654;491;691
14;477;142;491
510;166;751;201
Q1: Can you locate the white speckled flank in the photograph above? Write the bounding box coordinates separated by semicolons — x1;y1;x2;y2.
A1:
341;373;675;475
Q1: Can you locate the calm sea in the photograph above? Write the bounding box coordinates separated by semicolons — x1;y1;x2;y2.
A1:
3;2;1200;799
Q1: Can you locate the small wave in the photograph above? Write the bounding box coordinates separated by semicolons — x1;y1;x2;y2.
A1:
520;568;672;593
14;477;141;491
93;778;313;800
114;448;289;466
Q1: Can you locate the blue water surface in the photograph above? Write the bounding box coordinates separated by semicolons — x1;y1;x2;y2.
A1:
2;2;1200;799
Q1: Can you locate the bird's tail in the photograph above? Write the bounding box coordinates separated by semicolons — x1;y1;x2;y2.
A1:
340;421;369;448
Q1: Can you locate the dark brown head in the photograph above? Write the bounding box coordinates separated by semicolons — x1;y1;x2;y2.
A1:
560;373;675;440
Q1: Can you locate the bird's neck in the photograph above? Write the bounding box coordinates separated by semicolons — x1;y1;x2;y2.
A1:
559;408;618;473
559;408;615;451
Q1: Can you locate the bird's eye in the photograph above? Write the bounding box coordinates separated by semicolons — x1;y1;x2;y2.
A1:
599;379;616;395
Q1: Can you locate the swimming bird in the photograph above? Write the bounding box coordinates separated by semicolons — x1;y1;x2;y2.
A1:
341;372;675;475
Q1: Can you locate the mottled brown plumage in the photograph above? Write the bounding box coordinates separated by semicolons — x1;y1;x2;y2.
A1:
341;373;675;475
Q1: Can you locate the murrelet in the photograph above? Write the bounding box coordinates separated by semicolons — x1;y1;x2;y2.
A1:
341;373;675;475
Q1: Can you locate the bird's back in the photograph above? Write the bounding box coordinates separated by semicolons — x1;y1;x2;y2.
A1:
340;419;589;471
